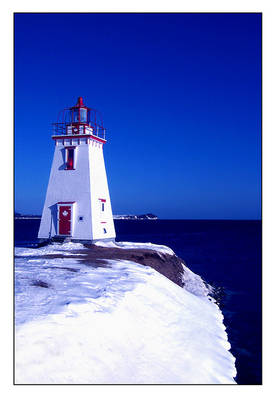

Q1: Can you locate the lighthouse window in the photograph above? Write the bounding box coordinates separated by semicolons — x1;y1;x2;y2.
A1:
72;109;79;122
80;108;87;122
66;148;75;170
102;203;105;212
103;228;107;234
72;108;87;123
72;110;78;122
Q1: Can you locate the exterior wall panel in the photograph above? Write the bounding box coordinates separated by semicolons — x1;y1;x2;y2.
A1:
38;139;116;242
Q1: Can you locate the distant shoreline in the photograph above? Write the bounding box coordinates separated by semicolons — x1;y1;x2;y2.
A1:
15;216;42;219
14;217;261;221
15;213;158;221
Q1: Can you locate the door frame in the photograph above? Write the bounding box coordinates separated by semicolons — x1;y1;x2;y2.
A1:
57;202;75;236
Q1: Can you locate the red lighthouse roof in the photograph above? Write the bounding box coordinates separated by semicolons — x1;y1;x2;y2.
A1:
69;96;89;111
76;97;84;107
72;97;87;109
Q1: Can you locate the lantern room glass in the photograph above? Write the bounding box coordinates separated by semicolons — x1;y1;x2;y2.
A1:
72;109;79;123
80;108;87;122
71;108;88;123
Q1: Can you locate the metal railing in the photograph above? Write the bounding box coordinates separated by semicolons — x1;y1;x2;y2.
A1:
52;123;106;140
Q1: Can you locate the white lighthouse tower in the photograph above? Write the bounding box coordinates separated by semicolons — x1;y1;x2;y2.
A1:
38;97;116;243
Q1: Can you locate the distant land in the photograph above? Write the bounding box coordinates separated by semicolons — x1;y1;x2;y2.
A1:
14;213;158;220
14;213;41;219
113;214;158;220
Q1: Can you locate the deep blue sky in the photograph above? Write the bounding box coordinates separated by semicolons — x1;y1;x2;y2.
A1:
15;13;261;219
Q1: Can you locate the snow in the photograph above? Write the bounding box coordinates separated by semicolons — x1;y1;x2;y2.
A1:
95;240;175;255
15;241;86;257
15;242;236;384
181;264;214;297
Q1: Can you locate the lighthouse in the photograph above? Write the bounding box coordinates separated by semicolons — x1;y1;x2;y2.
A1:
38;97;116;243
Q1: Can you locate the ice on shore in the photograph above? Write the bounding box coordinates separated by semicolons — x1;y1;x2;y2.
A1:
15;242;236;384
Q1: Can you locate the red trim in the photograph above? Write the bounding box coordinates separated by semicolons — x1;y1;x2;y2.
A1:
98;198;106;202
101;222;107;224
70;97;90;110
70;122;89;126
52;134;106;144
58;201;75;204
90;134;106;143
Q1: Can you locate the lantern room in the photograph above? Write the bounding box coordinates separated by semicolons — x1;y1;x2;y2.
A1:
52;97;106;140
71;96;89;124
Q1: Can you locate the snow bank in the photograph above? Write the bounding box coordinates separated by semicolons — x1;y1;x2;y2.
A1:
95;240;175;255
15;242;85;257
15;242;236;384
181;264;214;298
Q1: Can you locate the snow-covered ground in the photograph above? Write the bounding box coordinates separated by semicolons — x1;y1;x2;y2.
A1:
15;242;236;384
94;239;175;255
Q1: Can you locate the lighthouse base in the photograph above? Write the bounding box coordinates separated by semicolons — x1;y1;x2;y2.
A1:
38;236;116;246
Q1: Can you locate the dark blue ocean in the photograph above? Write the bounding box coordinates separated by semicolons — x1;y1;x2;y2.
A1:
14;219;262;385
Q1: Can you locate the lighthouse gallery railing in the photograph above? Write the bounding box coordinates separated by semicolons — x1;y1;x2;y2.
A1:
52;122;106;140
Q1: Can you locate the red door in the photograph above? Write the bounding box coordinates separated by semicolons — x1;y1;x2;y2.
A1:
58;206;71;235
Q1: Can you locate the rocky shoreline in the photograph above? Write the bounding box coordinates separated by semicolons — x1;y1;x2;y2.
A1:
15;244;186;288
